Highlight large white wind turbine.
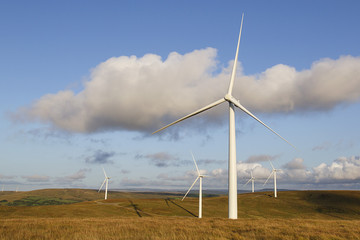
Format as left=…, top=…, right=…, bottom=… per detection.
left=263, top=161, right=281, bottom=198
left=244, top=171, right=255, bottom=193
left=182, top=152, right=204, bottom=218
left=98, top=168, right=110, bottom=200
left=153, top=13, right=294, bottom=219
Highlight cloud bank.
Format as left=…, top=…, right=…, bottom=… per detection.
left=13, top=48, right=360, bottom=133
left=148, top=155, right=360, bottom=190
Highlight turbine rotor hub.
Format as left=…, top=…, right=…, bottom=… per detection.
left=224, top=94, right=232, bottom=102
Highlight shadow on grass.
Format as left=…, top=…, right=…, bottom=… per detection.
left=128, top=200, right=143, bottom=217
left=165, top=198, right=197, bottom=217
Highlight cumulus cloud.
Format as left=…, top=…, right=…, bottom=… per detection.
left=85, top=150, right=115, bottom=164
left=312, top=156, right=360, bottom=184
left=22, top=175, right=50, bottom=182
left=12, top=48, right=360, bottom=134
left=283, top=158, right=306, bottom=170
left=277, top=156, right=360, bottom=186
left=206, top=156, right=360, bottom=188
left=205, top=161, right=272, bottom=188
left=120, top=155, right=360, bottom=189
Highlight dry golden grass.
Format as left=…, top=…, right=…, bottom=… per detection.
left=1, top=217, right=360, bottom=240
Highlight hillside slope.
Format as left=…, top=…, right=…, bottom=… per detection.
left=1, top=190, right=360, bottom=219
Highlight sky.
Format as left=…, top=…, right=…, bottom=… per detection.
left=1, top=0, right=360, bottom=192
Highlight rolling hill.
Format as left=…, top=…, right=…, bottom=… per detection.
left=1, top=189, right=360, bottom=219
left=1, top=189, right=360, bottom=239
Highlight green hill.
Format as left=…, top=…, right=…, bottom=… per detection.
left=1, top=189, right=360, bottom=219
left=1, top=190, right=360, bottom=240
left=0, top=188, right=186, bottom=206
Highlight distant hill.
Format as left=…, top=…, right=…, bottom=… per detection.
left=0, top=188, right=189, bottom=206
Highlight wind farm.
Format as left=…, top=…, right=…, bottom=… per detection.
left=1, top=1, right=360, bottom=239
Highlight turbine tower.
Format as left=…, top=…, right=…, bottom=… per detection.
left=153, top=13, right=294, bottom=219
left=182, top=152, right=204, bottom=218
left=244, top=171, right=255, bottom=193
left=98, top=168, right=110, bottom=200
left=263, top=161, right=281, bottom=198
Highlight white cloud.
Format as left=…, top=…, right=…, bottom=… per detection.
left=12, top=49, right=360, bottom=134
left=277, top=156, right=360, bottom=186
left=121, top=155, right=360, bottom=189
left=237, top=162, right=271, bottom=179
left=283, top=158, right=306, bottom=170
left=312, top=156, right=360, bottom=183
left=208, top=156, right=360, bottom=188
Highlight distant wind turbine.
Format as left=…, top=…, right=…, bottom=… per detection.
left=98, top=168, right=110, bottom=200
left=263, top=161, right=281, bottom=198
left=182, top=152, right=204, bottom=219
left=244, top=171, right=255, bottom=193
left=153, top=13, right=294, bottom=219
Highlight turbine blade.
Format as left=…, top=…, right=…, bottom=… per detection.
left=229, top=97, right=296, bottom=149
left=98, top=179, right=106, bottom=192
left=227, top=12, right=244, bottom=95
left=191, top=152, right=200, bottom=175
left=244, top=178, right=251, bottom=186
left=263, top=172, right=274, bottom=186
left=269, top=160, right=275, bottom=170
left=250, top=171, right=253, bottom=178
left=102, top=167, right=108, bottom=178
left=182, top=176, right=200, bottom=201
left=152, top=98, right=226, bottom=134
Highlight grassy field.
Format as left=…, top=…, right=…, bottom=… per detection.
left=1, top=189, right=360, bottom=239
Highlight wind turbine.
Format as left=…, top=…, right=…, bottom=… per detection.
left=182, top=152, right=204, bottom=218
left=244, top=171, right=255, bottom=193
left=152, top=13, right=294, bottom=219
left=98, top=168, right=110, bottom=200
left=263, top=161, right=281, bottom=198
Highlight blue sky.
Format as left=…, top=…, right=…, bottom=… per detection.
left=1, top=1, right=360, bottom=192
